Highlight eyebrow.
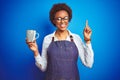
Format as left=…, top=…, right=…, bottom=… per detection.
left=55, top=16, right=68, bottom=18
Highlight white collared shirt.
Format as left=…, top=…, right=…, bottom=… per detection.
left=35, top=30, right=94, bottom=71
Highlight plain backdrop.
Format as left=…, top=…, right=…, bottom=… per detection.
left=0, top=0, right=120, bottom=80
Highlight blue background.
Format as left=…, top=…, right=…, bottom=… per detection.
left=0, top=0, right=120, bottom=80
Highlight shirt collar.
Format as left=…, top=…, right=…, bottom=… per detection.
left=52, top=30, right=73, bottom=41
left=52, top=30, right=73, bottom=37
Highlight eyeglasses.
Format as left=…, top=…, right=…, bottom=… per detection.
left=54, top=16, right=69, bottom=22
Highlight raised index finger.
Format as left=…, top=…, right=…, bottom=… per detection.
left=86, top=20, right=88, bottom=27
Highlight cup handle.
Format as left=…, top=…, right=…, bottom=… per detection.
left=36, top=32, right=39, bottom=40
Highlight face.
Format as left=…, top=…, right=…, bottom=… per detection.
left=53, top=10, right=69, bottom=31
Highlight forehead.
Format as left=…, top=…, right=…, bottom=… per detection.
left=55, top=10, right=69, bottom=17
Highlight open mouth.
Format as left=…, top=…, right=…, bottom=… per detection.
left=60, top=24, right=66, bottom=28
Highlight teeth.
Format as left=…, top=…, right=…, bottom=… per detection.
left=61, top=24, right=65, bottom=27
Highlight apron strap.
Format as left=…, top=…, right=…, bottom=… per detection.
left=52, top=37, right=54, bottom=42
left=70, top=35, right=74, bottom=42
left=51, top=35, right=74, bottom=42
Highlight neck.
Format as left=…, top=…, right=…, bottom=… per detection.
left=55, top=29, right=69, bottom=40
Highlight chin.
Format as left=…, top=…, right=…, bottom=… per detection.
left=59, top=27, right=67, bottom=31
left=59, top=26, right=68, bottom=30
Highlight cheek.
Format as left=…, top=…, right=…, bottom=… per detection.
left=66, top=21, right=69, bottom=25
left=53, top=21, right=60, bottom=26
left=54, top=22, right=59, bottom=27
left=53, top=20, right=69, bottom=26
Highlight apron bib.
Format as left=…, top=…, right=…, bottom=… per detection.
left=45, top=36, right=80, bottom=80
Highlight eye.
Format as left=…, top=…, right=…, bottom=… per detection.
left=56, top=17, right=62, bottom=21
left=64, top=16, right=69, bottom=20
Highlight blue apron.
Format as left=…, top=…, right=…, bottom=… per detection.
left=45, top=35, right=80, bottom=80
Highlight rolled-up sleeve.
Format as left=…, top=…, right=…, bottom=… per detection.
left=34, top=36, right=50, bottom=72
left=74, top=34, right=94, bottom=68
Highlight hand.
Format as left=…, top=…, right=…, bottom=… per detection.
left=26, top=39, right=39, bottom=55
left=83, top=20, right=92, bottom=43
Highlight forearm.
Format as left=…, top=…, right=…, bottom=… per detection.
left=34, top=52, right=47, bottom=72
left=84, top=43, right=94, bottom=68
left=34, top=49, right=39, bottom=56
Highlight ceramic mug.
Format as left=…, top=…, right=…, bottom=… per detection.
left=26, top=30, right=39, bottom=42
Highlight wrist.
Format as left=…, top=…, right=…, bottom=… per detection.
left=84, top=38, right=91, bottom=44
left=34, top=49, right=39, bottom=56
left=85, top=40, right=91, bottom=44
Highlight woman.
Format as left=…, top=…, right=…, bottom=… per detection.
left=26, top=3, right=94, bottom=80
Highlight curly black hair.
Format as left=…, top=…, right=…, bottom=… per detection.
left=49, top=3, right=72, bottom=26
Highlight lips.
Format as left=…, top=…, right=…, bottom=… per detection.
left=60, top=24, right=66, bottom=28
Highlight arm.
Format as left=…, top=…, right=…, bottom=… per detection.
left=26, top=37, right=48, bottom=72
left=82, top=20, right=94, bottom=68
left=74, top=35, right=94, bottom=68
left=74, top=20, right=94, bottom=68
left=34, top=37, right=48, bottom=72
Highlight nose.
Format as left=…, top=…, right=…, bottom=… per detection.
left=61, top=19, right=65, bottom=23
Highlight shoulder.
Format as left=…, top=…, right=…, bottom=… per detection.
left=70, top=32, right=82, bottom=43
left=71, top=32, right=81, bottom=40
left=42, top=33, right=53, bottom=44
left=68, top=30, right=80, bottom=38
left=44, top=33, right=53, bottom=40
left=42, top=33, right=53, bottom=48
